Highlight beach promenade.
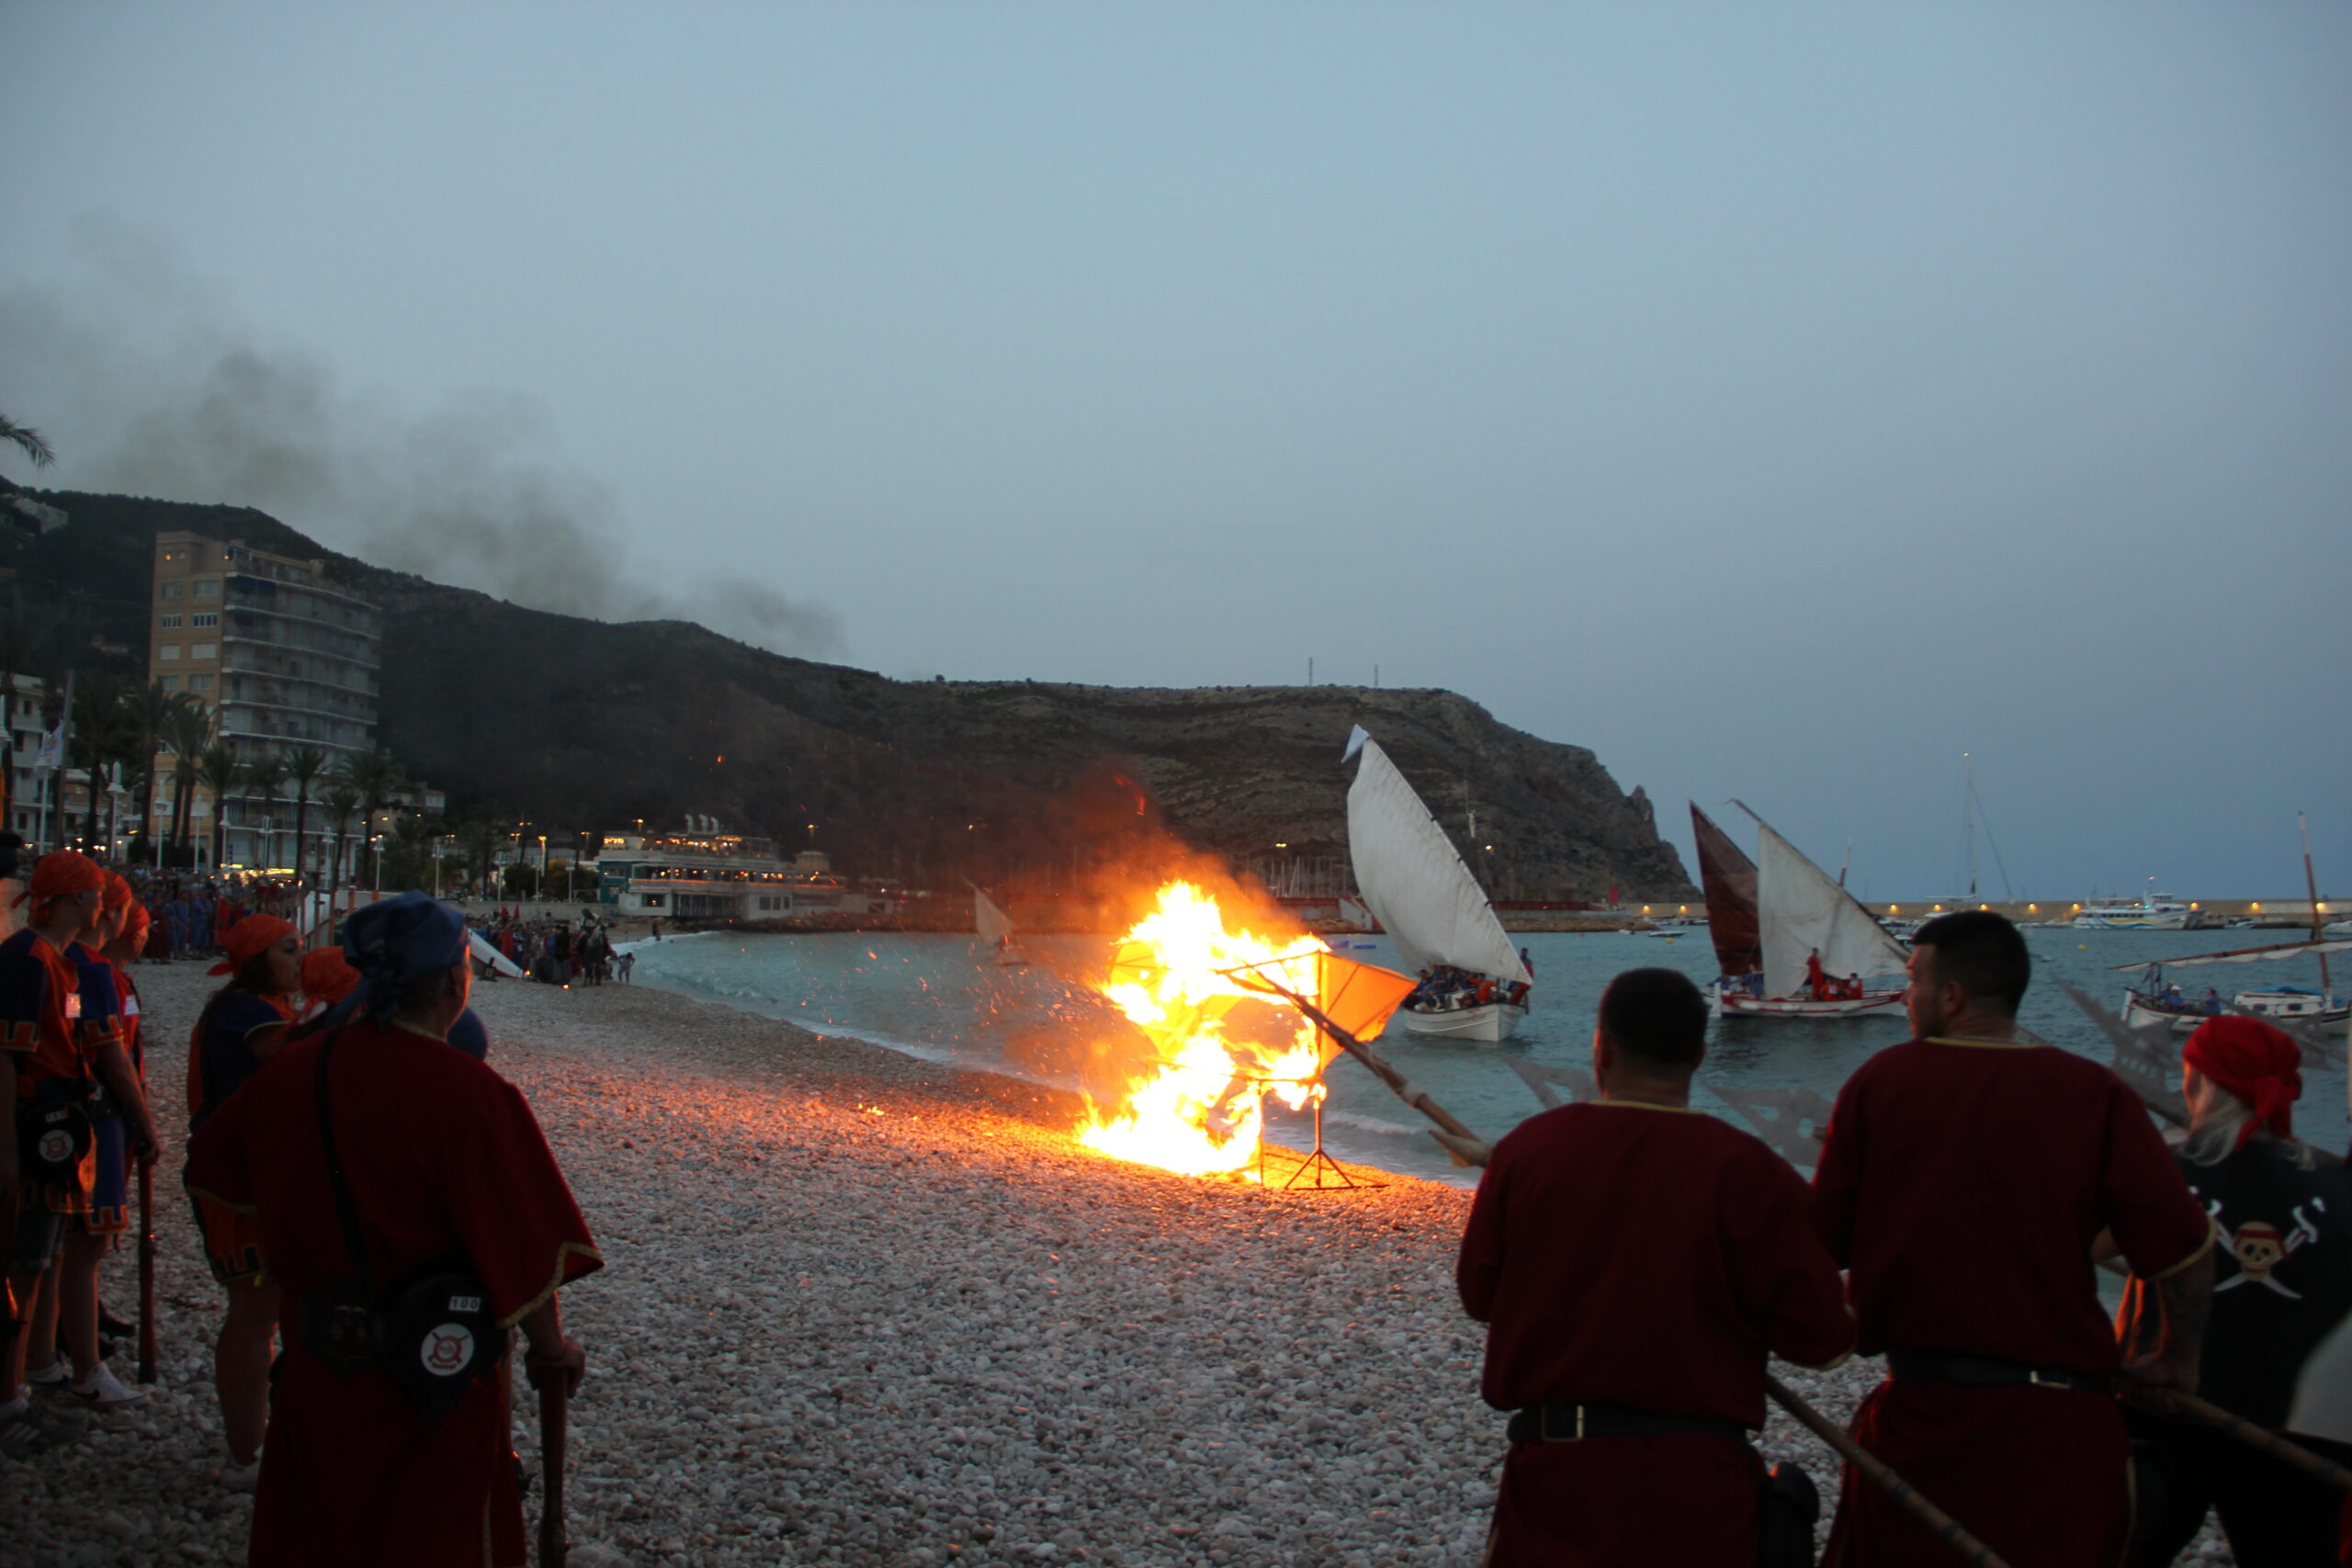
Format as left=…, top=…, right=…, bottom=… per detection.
left=6, top=961, right=2229, bottom=1568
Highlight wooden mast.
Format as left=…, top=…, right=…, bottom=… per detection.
left=2302, top=813, right=2333, bottom=1000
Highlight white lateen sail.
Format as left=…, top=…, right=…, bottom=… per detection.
left=1755, top=820, right=1909, bottom=999
left=973, top=887, right=1015, bottom=948
left=1346, top=737, right=1530, bottom=986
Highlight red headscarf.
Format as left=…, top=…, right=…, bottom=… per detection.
left=300, top=946, right=362, bottom=1008
left=16, top=849, right=106, bottom=916
left=123, top=903, right=151, bottom=952
left=102, top=873, right=133, bottom=910
left=210, top=914, right=299, bottom=977
left=2185, top=1015, right=2302, bottom=1149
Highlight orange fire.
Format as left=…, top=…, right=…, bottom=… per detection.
left=1076, top=883, right=1335, bottom=1179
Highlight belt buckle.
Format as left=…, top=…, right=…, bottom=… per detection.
left=2028, top=1368, right=2062, bottom=1389
left=1542, top=1404, right=1586, bottom=1443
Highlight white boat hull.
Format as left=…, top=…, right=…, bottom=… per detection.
left=2121, top=992, right=2206, bottom=1034
left=2234, top=989, right=2351, bottom=1036
left=1713, top=985, right=1906, bottom=1021
left=1399, top=1002, right=1526, bottom=1042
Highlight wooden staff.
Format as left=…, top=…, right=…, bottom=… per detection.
left=1223, top=971, right=1493, bottom=1165
left=136, top=1164, right=157, bottom=1383
left=2127, top=1388, right=2352, bottom=1494
left=1762, top=1372, right=2015, bottom=1568
left=537, top=1379, right=569, bottom=1567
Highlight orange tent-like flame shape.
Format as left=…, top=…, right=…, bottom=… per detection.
left=1077, top=882, right=1414, bottom=1179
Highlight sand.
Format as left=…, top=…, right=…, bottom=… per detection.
left=1, top=958, right=2232, bottom=1566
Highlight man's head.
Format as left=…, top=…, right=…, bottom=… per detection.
left=24, top=850, right=107, bottom=941
left=343, top=892, right=472, bottom=1036
left=1593, top=966, right=1710, bottom=1088
left=1905, top=910, right=2030, bottom=1036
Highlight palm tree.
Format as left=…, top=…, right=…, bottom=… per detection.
left=0, top=593, right=62, bottom=830
left=320, top=783, right=359, bottom=906
left=0, top=415, right=56, bottom=470
left=332, top=749, right=404, bottom=891
left=284, top=746, right=330, bottom=888
left=243, top=753, right=289, bottom=872
left=164, top=703, right=219, bottom=863
left=125, top=681, right=190, bottom=863
left=457, top=818, right=503, bottom=898
left=196, top=744, right=243, bottom=872
left=70, top=672, right=128, bottom=855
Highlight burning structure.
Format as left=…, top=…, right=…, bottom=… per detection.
left=1076, top=883, right=1415, bottom=1180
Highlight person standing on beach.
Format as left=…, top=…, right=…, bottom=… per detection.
left=1457, top=967, right=1853, bottom=1566
left=2117, top=1014, right=2352, bottom=1565
left=186, top=913, right=302, bottom=1486
left=21, top=873, right=156, bottom=1409
left=186, top=892, right=600, bottom=1565
left=1812, top=910, right=2216, bottom=1568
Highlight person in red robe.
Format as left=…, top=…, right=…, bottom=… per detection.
left=1460, top=967, right=1855, bottom=1566
left=1812, top=910, right=2216, bottom=1568
left=187, top=892, right=599, bottom=1566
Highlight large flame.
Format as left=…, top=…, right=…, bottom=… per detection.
left=1077, top=883, right=1333, bottom=1179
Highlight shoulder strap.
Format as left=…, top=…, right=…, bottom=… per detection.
left=311, top=1026, right=372, bottom=1288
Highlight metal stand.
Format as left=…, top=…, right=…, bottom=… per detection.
left=1269, top=1090, right=1383, bottom=1192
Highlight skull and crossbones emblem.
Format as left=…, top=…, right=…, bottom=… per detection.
left=2211, top=1198, right=2325, bottom=1299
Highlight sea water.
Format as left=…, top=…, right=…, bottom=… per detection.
left=628, top=926, right=2348, bottom=1189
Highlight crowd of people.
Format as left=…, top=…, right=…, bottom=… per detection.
left=6, top=842, right=2348, bottom=1565
left=470, top=908, right=629, bottom=987
left=3, top=845, right=600, bottom=1562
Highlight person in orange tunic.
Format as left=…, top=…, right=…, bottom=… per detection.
left=1812, top=910, right=2217, bottom=1568
left=186, top=892, right=599, bottom=1566
left=1459, top=967, right=1855, bottom=1566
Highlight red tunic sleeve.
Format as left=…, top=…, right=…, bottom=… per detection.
left=445, top=1075, right=602, bottom=1327
left=184, top=1074, right=258, bottom=1213
left=1724, top=1139, right=1854, bottom=1370
left=2101, top=1077, right=2215, bottom=1280
left=1456, top=1145, right=1511, bottom=1325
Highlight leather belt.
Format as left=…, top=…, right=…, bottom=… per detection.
left=1507, top=1402, right=1752, bottom=1445
left=1888, top=1348, right=2111, bottom=1394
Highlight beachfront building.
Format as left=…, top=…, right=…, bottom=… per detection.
left=150, top=532, right=381, bottom=761
left=602, top=825, right=865, bottom=920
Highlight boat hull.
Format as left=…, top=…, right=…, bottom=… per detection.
left=1399, top=1002, right=1526, bottom=1042
left=1713, top=985, right=1905, bottom=1021
left=2233, top=989, right=2351, bottom=1036
left=2121, top=992, right=2206, bottom=1034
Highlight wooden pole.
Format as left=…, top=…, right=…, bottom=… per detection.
left=537, top=1379, right=569, bottom=1567
left=2128, top=1388, right=2352, bottom=1494
left=136, top=1164, right=156, bottom=1383
left=1222, top=969, right=1492, bottom=1165
left=1762, top=1372, right=2015, bottom=1568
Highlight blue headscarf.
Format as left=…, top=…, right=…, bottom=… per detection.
left=340, top=892, right=469, bottom=1026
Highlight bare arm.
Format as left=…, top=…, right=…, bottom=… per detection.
left=518, top=1294, right=585, bottom=1395
left=2121, top=1247, right=2213, bottom=1405
left=90, top=1036, right=159, bottom=1166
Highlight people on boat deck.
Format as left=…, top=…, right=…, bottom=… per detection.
left=1407, top=965, right=1530, bottom=1013
left=1804, top=947, right=1828, bottom=999
left=2117, top=1015, right=2352, bottom=1566
left=1458, top=968, right=1851, bottom=1565
left=2164, top=981, right=2188, bottom=1009
left=1812, top=910, right=2215, bottom=1568
left=2202, top=987, right=2224, bottom=1015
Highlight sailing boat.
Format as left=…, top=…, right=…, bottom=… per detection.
left=1344, top=728, right=1532, bottom=1041
left=1700, top=802, right=1908, bottom=1020
left=972, top=886, right=1029, bottom=967
left=2121, top=817, right=2349, bottom=1035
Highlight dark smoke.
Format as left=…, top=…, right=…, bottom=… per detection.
left=0, top=220, right=845, bottom=659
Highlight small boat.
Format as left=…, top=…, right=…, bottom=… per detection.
left=972, top=886, right=1030, bottom=967
left=2114, top=940, right=2352, bottom=1038
left=2074, top=895, right=2199, bottom=930
left=1344, top=728, right=1531, bottom=1042
left=1694, top=802, right=1907, bottom=1021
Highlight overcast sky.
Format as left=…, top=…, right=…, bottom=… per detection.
left=3, top=4, right=2346, bottom=897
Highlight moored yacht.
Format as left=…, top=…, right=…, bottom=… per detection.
left=2074, top=896, right=2199, bottom=931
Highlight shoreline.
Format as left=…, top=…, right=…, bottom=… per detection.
left=4, top=959, right=2233, bottom=1566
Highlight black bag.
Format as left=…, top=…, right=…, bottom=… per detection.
left=1758, top=1460, right=1820, bottom=1568
left=16, top=1096, right=93, bottom=1188
left=297, top=1027, right=503, bottom=1423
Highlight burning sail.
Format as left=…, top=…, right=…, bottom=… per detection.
left=1076, top=882, right=1415, bottom=1179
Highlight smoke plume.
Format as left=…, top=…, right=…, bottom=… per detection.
left=0, top=220, right=845, bottom=659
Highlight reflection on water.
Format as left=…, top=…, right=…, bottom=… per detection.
left=629, top=925, right=2348, bottom=1189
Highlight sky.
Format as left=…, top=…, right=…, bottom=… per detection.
left=2, top=3, right=2346, bottom=898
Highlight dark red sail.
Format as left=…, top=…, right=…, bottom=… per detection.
left=1690, top=805, right=1762, bottom=978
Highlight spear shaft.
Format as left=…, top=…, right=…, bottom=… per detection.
left=1762, top=1372, right=2014, bottom=1568
left=2128, top=1388, right=2352, bottom=1494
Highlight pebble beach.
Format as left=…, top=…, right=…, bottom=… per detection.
left=3, top=957, right=2232, bottom=1567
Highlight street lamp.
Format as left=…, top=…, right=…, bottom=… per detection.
left=370, top=833, right=383, bottom=895
left=538, top=835, right=548, bottom=908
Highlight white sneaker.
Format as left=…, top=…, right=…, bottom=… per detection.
left=220, top=1454, right=261, bottom=1492
left=68, top=1363, right=145, bottom=1406
left=25, top=1359, right=71, bottom=1389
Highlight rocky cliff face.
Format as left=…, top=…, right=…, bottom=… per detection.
left=15, top=490, right=1694, bottom=899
